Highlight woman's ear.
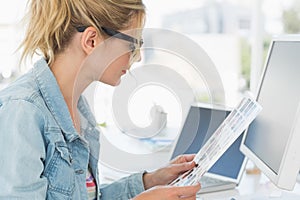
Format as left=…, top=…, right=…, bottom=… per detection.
left=80, top=27, right=103, bottom=55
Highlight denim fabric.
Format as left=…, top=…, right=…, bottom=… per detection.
left=0, top=58, right=145, bottom=200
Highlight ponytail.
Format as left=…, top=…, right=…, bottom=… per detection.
left=20, top=0, right=145, bottom=65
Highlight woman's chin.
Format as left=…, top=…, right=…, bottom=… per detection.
left=115, top=79, right=121, bottom=86
left=99, top=78, right=121, bottom=86
left=111, top=79, right=121, bottom=86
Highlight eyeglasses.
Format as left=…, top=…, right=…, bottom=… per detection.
left=76, top=26, right=143, bottom=64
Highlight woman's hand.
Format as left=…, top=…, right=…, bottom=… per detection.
left=133, top=184, right=201, bottom=200
left=143, top=154, right=197, bottom=189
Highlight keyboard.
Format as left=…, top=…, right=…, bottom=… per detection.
left=200, top=176, right=231, bottom=187
left=197, top=175, right=237, bottom=194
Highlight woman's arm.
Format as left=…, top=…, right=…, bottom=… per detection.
left=99, top=172, right=145, bottom=200
left=0, top=100, right=47, bottom=199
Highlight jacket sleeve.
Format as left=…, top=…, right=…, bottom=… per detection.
left=99, top=172, right=145, bottom=200
left=0, top=100, right=48, bottom=199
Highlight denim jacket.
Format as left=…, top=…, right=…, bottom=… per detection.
left=0, top=59, right=145, bottom=200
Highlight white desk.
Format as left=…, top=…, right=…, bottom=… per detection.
left=197, top=171, right=300, bottom=200
left=98, top=124, right=177, bottom=172
left=98, top=126, right=300, bottom=199
left=99, top=160, right=300, bottom=200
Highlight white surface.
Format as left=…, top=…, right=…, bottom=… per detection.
left=197, top=171, right=300, bottom=200
left=99, top=160, right=300, bottom=199
left=99, top=125, right=176, bottom=173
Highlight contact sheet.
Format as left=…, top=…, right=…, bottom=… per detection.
left=170, top=97, right=262, bottom=186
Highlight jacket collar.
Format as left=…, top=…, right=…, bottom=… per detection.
left=33, top=58, right=79, bottom=142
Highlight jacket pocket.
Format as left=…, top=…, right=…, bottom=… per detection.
left=44, top=142, right=75, bottom=198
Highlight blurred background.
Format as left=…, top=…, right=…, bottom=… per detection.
left=1, top=0, right=300, bottom=105
left=1, top=0, right=300, bottom=174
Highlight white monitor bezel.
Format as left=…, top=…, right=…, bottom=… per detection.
left=240, top=35, right=300, bottom=190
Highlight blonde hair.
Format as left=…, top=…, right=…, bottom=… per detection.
left=20, top=0, right=145, bottom=65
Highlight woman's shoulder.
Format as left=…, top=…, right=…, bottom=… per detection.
left=0, top=71, right=45, bottom=111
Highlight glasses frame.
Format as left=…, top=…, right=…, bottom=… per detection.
left=76, top=26, right=143, bottom=65
left=76, top=26, right=143, bottom=48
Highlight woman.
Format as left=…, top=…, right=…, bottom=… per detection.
left=0, top=0, right=200, bottom=199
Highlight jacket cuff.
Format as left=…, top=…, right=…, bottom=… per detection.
left=127, top=171, right=147, bottom=197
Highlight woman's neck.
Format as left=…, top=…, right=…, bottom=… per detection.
left=50, top=52, right=92, bottom=133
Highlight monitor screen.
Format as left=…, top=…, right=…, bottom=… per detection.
left=241, top=39, right=300, bottom=190
left=171, top=105, right=245, bottom=180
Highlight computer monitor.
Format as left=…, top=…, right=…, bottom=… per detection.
left=240, top=36, right=300, bottom=190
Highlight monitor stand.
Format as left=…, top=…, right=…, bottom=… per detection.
left=297, top=171, right=300, bottom=183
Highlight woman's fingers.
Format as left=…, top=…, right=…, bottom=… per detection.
left=171, top=154, right=196, bottom=164
left=171, top=161, right=196, bottom=175
left=180, top=195, right=198, bottom=200
left=133, top=183, right=201, bottom=200
left=175, top=183, right=201, bottom=198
